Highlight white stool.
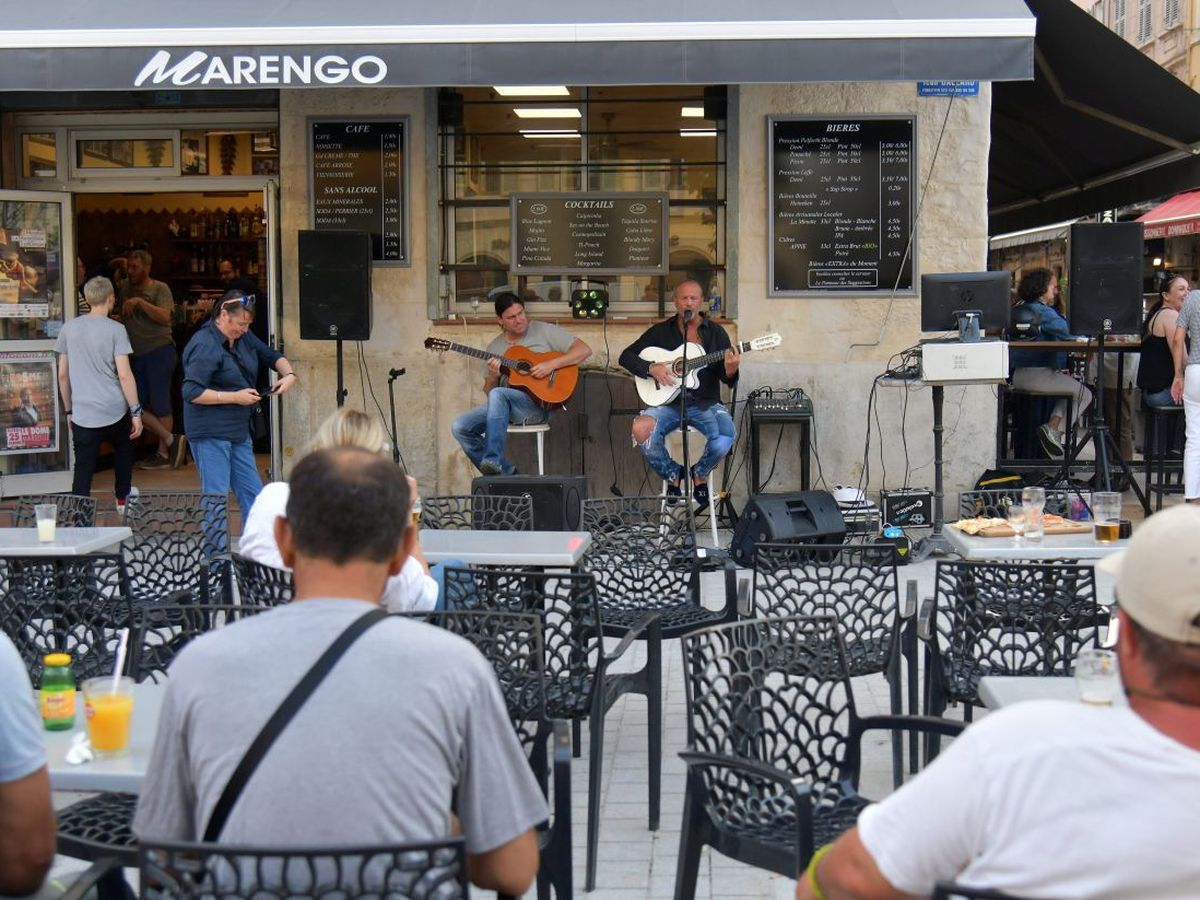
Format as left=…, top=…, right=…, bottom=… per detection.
left=507, top=422, right=550, bottom=475
left=663, top=426, right=723, bottom=546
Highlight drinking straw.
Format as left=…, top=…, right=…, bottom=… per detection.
left=110, top=628, right=129, bottom=694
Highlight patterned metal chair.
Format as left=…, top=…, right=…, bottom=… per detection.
left=747, top=542, right=912, bottom=785
left=139, top=837, right=469, bottom=898
left=676, top=615, right=963, bottom=900
left=957, top=488, right=1073, bottom=520
left=129, top=600, right=271, bottom=684
left=581, top=495, right=738, bottom=641
left=420, top=493, right=534, bottom=531
left=920, top=560, right=1102, bottom=726
left=123, top=491, right=231, bottom=606
left=428, top=610, right=571, bottom=900
left=11, top=493, right=98, bottom=527
left=231, top=553, right=295, bottom=607
left=0, top=553, right=141, bottom=871
left=442, top=566, right=659, bottom=893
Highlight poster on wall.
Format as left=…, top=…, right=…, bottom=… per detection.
left=0, top=352, right=59, bottom=455
left=0, top=214, right=53, bottom=318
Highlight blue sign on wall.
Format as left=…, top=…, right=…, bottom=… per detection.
left=917, top=81, right=980, bottom=97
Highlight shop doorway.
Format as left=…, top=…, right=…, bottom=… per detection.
left=72, top=185, right=282, bottom=495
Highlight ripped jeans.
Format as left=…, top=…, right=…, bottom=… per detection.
left=634, top=402, right=735, bottom=482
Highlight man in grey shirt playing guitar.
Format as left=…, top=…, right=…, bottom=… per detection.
left=619, top=280, right=740, bottom=510
left=450, top=291, right=591, bottom=476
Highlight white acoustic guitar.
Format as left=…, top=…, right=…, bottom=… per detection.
left=634, top=333, right=782, bottom=406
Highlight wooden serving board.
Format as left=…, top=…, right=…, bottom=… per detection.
left=977, top=521, right=1092, bottom=538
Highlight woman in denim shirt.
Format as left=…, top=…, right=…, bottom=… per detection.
left=1009, top=268, right=1091, bottom=458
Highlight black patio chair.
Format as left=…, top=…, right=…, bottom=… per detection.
left=920, top=560, right=1102, bottom=736
left=0, top=553, right=131, bottom=685
left=957, top=488, right=1072, bottom=520
left=420, top=493, right=535, bottom=531
left=424, top=610, right=571, bottom=900
left=747, top=542, right=913, bottom=785
left=11, top=493, right=98, bottom=527
left=442, top=566, right=659, bottom=893
left=231, top=553, right=294, bottom=607
left=675, top=615, right=964, bottom=900
left=122, top=491, right=231, bottom=606
left=129, top=600, right=271, bottom=683
left=933, top=883, right=1040, bottom=900
left=139, top=837, right=469, bottom=898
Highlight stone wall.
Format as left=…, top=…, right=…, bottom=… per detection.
left=276, top=84, right=998, bottom=507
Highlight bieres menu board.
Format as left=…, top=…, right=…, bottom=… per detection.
left=309, top=119, right=408, bottom=264
left=511, top=193, right=668, bottom=275
left=769, top=117, right=915, bottom=295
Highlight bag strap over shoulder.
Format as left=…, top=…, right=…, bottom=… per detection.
left=203, top=606, right=389, bottom=841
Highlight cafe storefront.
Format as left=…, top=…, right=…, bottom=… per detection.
left=0, top=2, right=1035, bottom=500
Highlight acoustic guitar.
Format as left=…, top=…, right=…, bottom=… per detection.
left=424, top=337, right=579, bottom=407
left=634, top=333, right=782, bottom=406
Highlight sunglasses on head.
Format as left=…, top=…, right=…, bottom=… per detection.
left=220, top=294, right=256, bottom=313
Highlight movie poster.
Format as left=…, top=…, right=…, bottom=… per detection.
left=0, top=352, right=58, bottom=455
left=0, top=198, right=61, bottom=320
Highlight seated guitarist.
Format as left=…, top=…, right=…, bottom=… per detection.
left=618, top=280, right=739, bottom=510
left=452, top=291, right=591, bottom=476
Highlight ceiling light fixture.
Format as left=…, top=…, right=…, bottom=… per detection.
left=680, top=129, right=717, bottom=137
left=513, top=107, right=582, bottom=119
left=681, top=106, right=705, bottom=118
left=520, top=129, right=581, bottom=138
left=494, top=85, right=570, bottom=97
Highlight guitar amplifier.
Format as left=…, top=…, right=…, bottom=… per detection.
left=472, top=475, right=587, bottom=531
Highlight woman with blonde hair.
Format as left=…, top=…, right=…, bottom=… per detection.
left=238, top=408, right=440, bottom=611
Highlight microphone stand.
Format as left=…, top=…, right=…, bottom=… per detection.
left=387, top=367, right=406, bottom=465
left=677, top=310, right=697, bottom=542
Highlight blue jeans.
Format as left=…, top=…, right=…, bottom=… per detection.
left=451, top=387, right=546, bottom=475
left=190, top=435, right=263, bottom=524
left=636, top=402, right=736, bottom=481
left=1144, top=387, right=1180, bottom=408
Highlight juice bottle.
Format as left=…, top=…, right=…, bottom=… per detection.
left=40, top=653, right=76, bottom=731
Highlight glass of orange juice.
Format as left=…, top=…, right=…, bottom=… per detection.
left=82, top=676, right=134, bottom=756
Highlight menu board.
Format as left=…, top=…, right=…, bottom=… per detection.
left=511, top=193, right=668, bottom=275
left=309, top=119, right=408, bottom=264
left=769, top=117, right=915, bottom=296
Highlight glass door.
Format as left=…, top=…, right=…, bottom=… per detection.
left=0, top=190, right=75, bottom=497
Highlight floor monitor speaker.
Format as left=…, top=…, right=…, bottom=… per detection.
left=1068, top=222, right=1144, bottom=335
left=472, top=475, right=587, bottom=531
left=729, top=491, right=846, bottom=565
left=298, top=230, right=373, bottom=340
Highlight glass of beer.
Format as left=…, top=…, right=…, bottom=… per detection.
left=411, top=498, right=422, bottom=528
left=1091, top=492, right=1121, bottom=543
left=82, top=676, right=134, bottom=756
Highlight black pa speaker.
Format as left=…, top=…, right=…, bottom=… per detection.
left=298, top=230, right=372, bottom=341
left=703, top=85, right=727, bottom=120
left=1068, top=222, right=1144, bottom=335
left=729, top=491, right=846, bottom=565
left=438, top=89, right=464, bottom=127
left=472, top=475, right=587, bottom=531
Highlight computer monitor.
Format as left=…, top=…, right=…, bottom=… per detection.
left=920, top=270, right=1012, bottom=334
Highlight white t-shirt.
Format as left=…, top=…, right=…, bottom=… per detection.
left=237, top=481, right=437, bottom=613
left=858, top=700, right=1200, bottom=898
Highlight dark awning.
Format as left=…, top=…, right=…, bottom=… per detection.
left=0, top=1, right=1034, bottom=91
left=989, top=0, right=1200, bottom=235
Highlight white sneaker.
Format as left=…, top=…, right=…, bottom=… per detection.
left=1037, top=424, right=1064, bottom=458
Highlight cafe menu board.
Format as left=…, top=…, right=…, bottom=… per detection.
left=511, top=193, right=668, bottom=275
left=768, top=117, right=915, bottom=296
left=309, top=118, right=408, bottom=264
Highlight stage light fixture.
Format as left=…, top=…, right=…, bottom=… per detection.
left=571, top=286, right=609, bottom=319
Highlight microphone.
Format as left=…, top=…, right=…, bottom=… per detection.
left=682, top=309, right=695, bottom=324
left=388, top=368, right=406, bottom=378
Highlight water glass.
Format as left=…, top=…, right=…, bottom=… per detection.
left=1021, top=486, right=1046, bottom=541
left=1005, top=500, right=1027, bottom=541
left=1091, top=492, right=1121, bottom=543
left=1075, top=648, right=1120, bottom=705
left=34, top=503, right=56, bottom=543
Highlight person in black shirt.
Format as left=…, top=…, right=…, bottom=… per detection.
left=618, top=280, right=739, bottom=510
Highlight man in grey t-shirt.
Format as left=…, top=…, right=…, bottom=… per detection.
left=133, top=447, right=545, bottom=896
left=451, top=291, right=591, bottom=475
left=118, top=249, right=178, bottom=468
left=55, top=276, right=143, bottom=508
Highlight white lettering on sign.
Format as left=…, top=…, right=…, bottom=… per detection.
left=134, top=50, right=388, bottom=87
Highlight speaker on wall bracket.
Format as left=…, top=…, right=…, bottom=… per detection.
left=1068, top=222, right=1144, bottom=335
left=298, top=230, right=373, bottom=341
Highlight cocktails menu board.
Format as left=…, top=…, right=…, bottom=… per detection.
left=769, top=117, right=915, bottom=295
left=511, top=193, right=668, bottom=275
left=309, top=119, right=407, bottom=264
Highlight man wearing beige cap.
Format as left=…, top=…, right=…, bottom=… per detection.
left=796, top=504, right=1200, bottom=900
